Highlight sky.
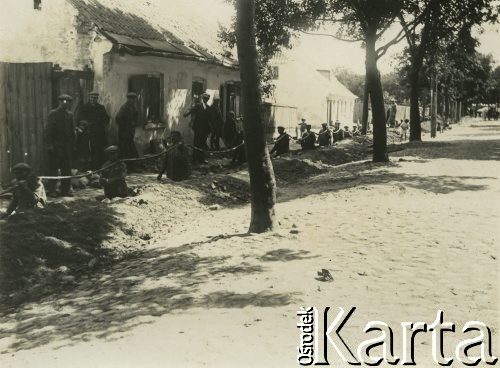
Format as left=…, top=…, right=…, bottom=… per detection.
left=286, top=23, right=500, bottom=75
left=208, top=0, right=500, bottom=75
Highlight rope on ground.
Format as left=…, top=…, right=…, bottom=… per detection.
left=188, top=142, right=244, bottom=154
left=37, top=144, right=179, bottom=181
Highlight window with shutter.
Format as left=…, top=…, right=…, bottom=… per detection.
left=128, top=73, right=164, bottom=126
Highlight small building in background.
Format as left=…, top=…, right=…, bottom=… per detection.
left=267, top=54, right=358, bottom=134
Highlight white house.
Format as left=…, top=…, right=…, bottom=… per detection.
left=0, top=0, right=240, bottom=157
left=268, top=54, right=358, bottom=132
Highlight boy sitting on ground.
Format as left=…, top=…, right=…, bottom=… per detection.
left=99, top=146, right=128, bottom=200
left=1, top=163, right=46, bottom=219
left=157, top=131, right=191, bottom=182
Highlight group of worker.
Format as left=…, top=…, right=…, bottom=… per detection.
left=1, top=93, right=359, bottom=218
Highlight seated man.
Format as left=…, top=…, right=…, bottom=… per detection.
left=317, top=123, right=332, bottom=147
left=1, top=163, right=46, bottom=218
left=299, top=124, right=316, bottom=150
left=270, top=126, right=290, bottom=157
left=332, top=121, right=345, bottom=143
left=352, top=126, right=361, bottom=136
left=157, top=131, right=191, bottom=182
left=99, top=146, right=128, bottom=199
left=343, top=126, right=352, bottom=139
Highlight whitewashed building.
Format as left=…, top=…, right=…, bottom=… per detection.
left=268, top=54, right=358, bottom=132
left=0, top=0, right=240, bottom=156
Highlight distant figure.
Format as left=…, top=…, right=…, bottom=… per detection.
left=184, top=92, right=211, bottom=164
left=299, top=124, right=316, bottom=150
left=1, top=163, right=46, bottom=219
left=352, top=126, right=361, bottom=137
left=296, top=118, right=307, bottom=138
left=317, top=123, right=332, bottom=147
left=386, top=100, right=397, bottom=127
left=231, top=118, right=246, bottom=165
left=223, top=111, right=237, bottom=148
left=45, top=94, right=76, bottom=197
left=343, top=126, right=352, bottom=139
left=157, top=131, right=191, bottom=182
left=78, top=91, right=109, bottom=170
left=270, top=126, right=290, bottom=157
left=116, top=92, right=139, bottom=160
left=400, top=119, right=409, bottom=141
left=332, top=121, right=344, bottom=143
left=99, top=146, right=128, bottom=200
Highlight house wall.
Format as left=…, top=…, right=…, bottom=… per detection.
left=0, top=0, right=112, bottom=72
left=100, top=53, right=240, bottom=155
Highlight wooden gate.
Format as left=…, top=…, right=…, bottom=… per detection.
left=0, top=62, right=53, bottom=185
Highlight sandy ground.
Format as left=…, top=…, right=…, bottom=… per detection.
left=0, top=120, right=498, bottom=367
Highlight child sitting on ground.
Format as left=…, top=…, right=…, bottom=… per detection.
left=99, top=146, right=128, bottom=200
left=1, top=163, right=46, bottom=218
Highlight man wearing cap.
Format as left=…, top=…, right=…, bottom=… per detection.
left=45, top=94, right=76, bottom=197
left=99, top=146, right=128, bottom=199
left=157, top=131, right=191, bottom=182
left=270, top=126, right=290, bottom=157
left=1, top=163, right=46, bottom=218
left=116, top=92, right=139, bottom=161
left=298, top=124, right=316, bottom=150
left=77, top=92, right=109, bottom=170
left=332, top=121, right=345, bottom=143
left=184, top=92, right=211, bottom=164
left=318, top=123, right=332, bottom=147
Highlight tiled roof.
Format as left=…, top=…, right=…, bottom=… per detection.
left=67, top=0, right=237, bottom=67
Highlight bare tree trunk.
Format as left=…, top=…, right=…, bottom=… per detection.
left=235, top=0, right=277, bottom=233
left=430, top=75, right=437, bottom=138
left=409, top=65, right=422, bottom=141
left=361, top=76, right=369, bottom=135
left=365, top=27, right=388, bottom=162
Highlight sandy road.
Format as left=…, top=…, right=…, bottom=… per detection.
left=1, top=120, right=499, bottom=367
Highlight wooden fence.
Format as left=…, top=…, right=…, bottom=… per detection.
left=0, top=62, right=53, bottom=185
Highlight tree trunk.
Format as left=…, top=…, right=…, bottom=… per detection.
left=458, top=100, right=462, bottom=121
left=444, top=86, right=450, bottom=121
left=430, top=75, right=438, bottom=138
left=361, top=76, right=369, bottom=135
left=365, top=28, right=388, bottom=162
left=409, top=64, right=422, bottom=141
left=236, top=0, right=277, bottom=233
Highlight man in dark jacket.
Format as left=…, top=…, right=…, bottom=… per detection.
left=116, top=92, right=139, bottom=160
left=209, top=98, right=224, bottom=150
left=157, top=131, right=191, bottom=182
left=270, top=126, right=290, bottom=157
left=45, top=94, right=76, bottom=197
left=317, top=123, right=332, bottom=147
left=299, top=124, right=316, bottom=150
left=78, top=91, right=109, bottom=170
left=184, top=93, right=211, bottom=164
left=223, top=111, right=237, bottom=148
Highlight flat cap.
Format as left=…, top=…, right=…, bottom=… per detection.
left=201, top=92, right=210, bottom=99
left=58, top=94, right=73, bottom=101
left=89, top=91, right=99, bottom=96
left=127, top=92, right=138, bottom=98
left=12, top=162, right=32, bottom=171
left=104, top=145, right=119, bottom=153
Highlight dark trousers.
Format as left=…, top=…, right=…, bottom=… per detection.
left=193, top=130, right=209, bottom=163
left=118, top=129, right=138, bottom=159
left=90, top=139, right=105, bottom=171
left=47, top=152, right=72, bottom=194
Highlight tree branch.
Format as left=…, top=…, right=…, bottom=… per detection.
left=298, top=30, right=363, bottom=42
left=375, top=27, right=406, bottom=59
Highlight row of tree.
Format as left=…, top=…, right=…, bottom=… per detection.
left=229, top=0, right=499, bottom=233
